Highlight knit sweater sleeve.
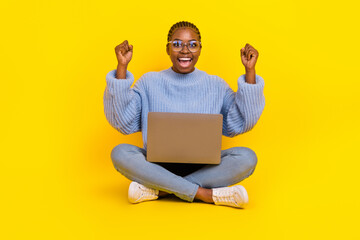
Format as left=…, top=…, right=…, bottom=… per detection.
left=103, top=69, right=142, bottom=135
left=221, top=74, right=265, bottom=137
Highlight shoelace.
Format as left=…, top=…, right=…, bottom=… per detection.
left=138, top=185, right=158, bottom=200
left=213, top=187, right=241, bottom=207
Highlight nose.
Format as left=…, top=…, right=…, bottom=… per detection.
left=180, top=43, right=190, bottom=53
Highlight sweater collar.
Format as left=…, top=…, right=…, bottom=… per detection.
left=163, top=67, right=202, bottom=83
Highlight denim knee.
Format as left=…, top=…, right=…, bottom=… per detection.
left=231, top=147, right=258, bottom=171
left=110, top=143, right=138, bottom=169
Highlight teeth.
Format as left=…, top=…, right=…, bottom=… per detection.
left=179, top=58, right=191, bottom=61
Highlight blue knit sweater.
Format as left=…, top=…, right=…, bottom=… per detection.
left=103, top=67, right=265, bottom=150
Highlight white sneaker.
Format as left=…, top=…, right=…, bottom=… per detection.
left=212, top=185, right=249, bottom=208
left=128, top=181, right=159, bottom=204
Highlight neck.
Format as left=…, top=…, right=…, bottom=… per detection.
left=164, top=66, right=201, bottom=84
left=171, top=66, right=195, bottom=74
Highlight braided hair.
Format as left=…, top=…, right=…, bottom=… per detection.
left=167, top=21, right=201, bottom=42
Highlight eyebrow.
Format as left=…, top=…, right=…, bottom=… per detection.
left=173, top=38, right=198, bottom=41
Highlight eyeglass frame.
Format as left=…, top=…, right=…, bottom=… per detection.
left=167, top=40, right=202, bottom=52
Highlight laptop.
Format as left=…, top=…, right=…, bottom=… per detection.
left=146, top=112, right=223, bottom=164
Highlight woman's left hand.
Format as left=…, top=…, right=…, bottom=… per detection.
left=241, top=43, right=259, bottom=71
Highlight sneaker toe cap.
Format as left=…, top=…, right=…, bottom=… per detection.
left=234, top=185, right=249, bottom=207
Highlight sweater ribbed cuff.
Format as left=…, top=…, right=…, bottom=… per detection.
left=237, top=74, right=265, bottom=99
left=236, top=74, right=265, bottom=132
left=237, top=74, right=265, bottom=87
left=106, top=69, right=135, bottom=95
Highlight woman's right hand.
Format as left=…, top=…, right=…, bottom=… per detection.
left=115, top=40, right=133, bottom=66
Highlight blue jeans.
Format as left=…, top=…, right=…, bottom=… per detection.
left=111, top=143, right=257, bottom=202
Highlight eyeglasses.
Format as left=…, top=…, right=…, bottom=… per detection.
left=168, top=40, right=202, bottom=52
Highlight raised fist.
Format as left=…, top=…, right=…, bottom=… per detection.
left=115, top=40, right=133, bottom=66
left=241, top=43, right=259, bottom=71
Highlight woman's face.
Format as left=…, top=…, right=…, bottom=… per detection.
left=166, top=27, right=201, bottom=74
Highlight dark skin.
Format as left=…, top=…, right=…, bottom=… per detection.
left=115, top=29, right=259, bottom=83
left=166, top=27, right=201, bottom=74
left=114, top=28, right=260, bottom=203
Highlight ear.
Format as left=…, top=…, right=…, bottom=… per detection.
left=166, top=43, right=170, bottom=55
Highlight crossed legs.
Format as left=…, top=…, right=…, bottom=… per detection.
left=111, top=143, right=257, bottom=203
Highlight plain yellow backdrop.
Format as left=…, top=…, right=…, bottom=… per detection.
left=1, top=0, right=359, bottom=239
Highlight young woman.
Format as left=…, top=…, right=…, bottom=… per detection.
left=104, top=21, right=265, bottom=208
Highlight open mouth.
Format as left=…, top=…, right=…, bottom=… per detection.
left=177, top=57, right=192, bottom=68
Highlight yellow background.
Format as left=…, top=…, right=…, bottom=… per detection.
left=1, top=0, right=359, bottom=239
